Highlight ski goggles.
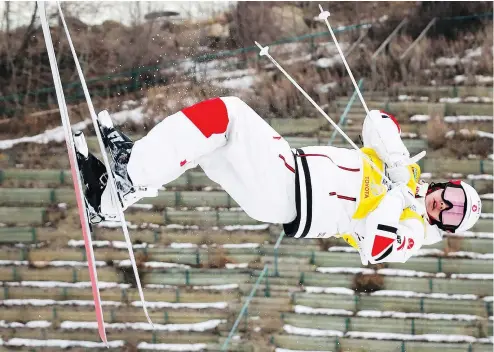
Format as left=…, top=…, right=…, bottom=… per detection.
left=438, top=184, right=467, bottom=231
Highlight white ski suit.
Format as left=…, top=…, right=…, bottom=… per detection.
left=115, top=96, right=434, bottom=265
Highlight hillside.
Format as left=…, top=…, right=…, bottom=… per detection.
left=0, top=1, right=491, bottom=124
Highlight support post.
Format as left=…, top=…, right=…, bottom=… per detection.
left=371, top=18, right=408, bottom=90
left=344, top=27, right=370, bottom=57
left=399, top=18, right=437, bottom=82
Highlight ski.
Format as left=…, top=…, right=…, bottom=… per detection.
left=54, top=0, right=154, bottom=327
left=39, top=0, right=155, bottom=342
left=38, top=2, right=108, bottom=344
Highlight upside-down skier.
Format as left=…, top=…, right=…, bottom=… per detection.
left=75, top=96, right=482, bottom=266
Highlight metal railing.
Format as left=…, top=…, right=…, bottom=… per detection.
left=371, top=18, right=409, bottom=89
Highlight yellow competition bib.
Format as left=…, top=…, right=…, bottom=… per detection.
left=353, top=148, right=387, bottom=219
left=352, top=148, right=423, bottom=220
left=339, top=150, right=425, bottom=250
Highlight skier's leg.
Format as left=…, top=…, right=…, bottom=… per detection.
left=197, top=97, right=297, bottom=224
left=126, top=97, right=231, bottom=187
left=125, top=96, right=296, bottom=224
left=88, top=97, right=230, bottom=219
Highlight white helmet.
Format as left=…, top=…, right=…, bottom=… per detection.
left=455, top=181, right=482, bottom=233
left=426, top=180, right=482, bottom=233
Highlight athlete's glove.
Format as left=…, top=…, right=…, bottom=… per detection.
left=387, top=163, right=410, bottom=185
left=388, top=183, right=414, bottom=209
left=386, top=151, right=427, bottom=185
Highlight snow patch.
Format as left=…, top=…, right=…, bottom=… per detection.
left=328, top=246, right=358, bottom=253
left=118, top=260, right=190, bottom=269
left=132, top=301, right=228, bottom=309
left=0, top=320, right=51, bottom=329
left=223, top=224, right=270, bottom=231
left=357, top=310, right=480, bottom=321
left=439, top=97, right=462, bottom=104
left=444, top=115, right=493, bottom=123
left=129, top=203, right=154, bottom=210
left=464, top=96, right=493, bottom=103
left=0, top=119, right=91, bottom=150
left=192, top=284, right=239, bottom=290
left=0, top=299, right=121, bottom=307
left=345, top=331, right=478, bottom=343
left=61, top=319, right=225, bottom=332
left=284, top=324, right=488, bottom=343
left=169, top=242, right=198, bottom=249
left=97, top=220, right=139, bottom=229
left=410, top=114, right=430, bottom=122
left=467, top=174, right=494, bottom=180
left=0, top=260, right=106, bottom=267
left=435, top=56, right=460, bottom=66
left=283, top=324, right=343, bottom=337
left=314, top=55, right=340, bottom=69
left=4, top=281, right=130, bottom=289
left=304, top=287, right=355, bottom=295
left=410, top=114, right=493, bottom=123
left=475, top=75, right=494, bottom=84
left=377, top=268, right=445, bottom=278
left=449, top=231, right=493, bottom=239
left=450, top=273, right=493, bottom=280
left=166, top=224, right=200, bottom=230
left=294, top=305, right=353, bottom=316
left=110, top=106, right=146, bottom=125
left=4, top=338, right=125, bottom=348
left=225, top=263, right=249, bottom=269
left=137, top=342, right=207, bottom=351
left=371, top=290, right=478, bottom=301
left=222, top=243, right=259, bottom=249
left=68, top=239, right=153, bottom=249
left=316, top=267, right=374, bottom=275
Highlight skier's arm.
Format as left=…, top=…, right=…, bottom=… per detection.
left=362, top=110, right=410, bottom=166
left=358, top=185, right=424, bottom=264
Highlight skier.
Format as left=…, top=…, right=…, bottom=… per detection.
left=75, top=96, right=482, bottom=265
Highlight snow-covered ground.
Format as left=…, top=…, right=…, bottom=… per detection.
left=316, top=266, right=493, bottom=280
left=0, top=338, right=125, bottom=349
left=399, top=94, right=493, bottom=104
left=61, top=319, right=226, bottom=332
left=3, top=280, right=239, bottom=291
left=295, top=305, right=482, bottom=321
left=410, top=114, right=493, bottom=123
left=283, top=324, right=492, bottom=344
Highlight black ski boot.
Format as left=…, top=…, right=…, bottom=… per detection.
left=74, top=131, right=108, bottom=224
left=96, top=110, right=159, bottom=210
left=97, top=110, right=135, bottom=198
